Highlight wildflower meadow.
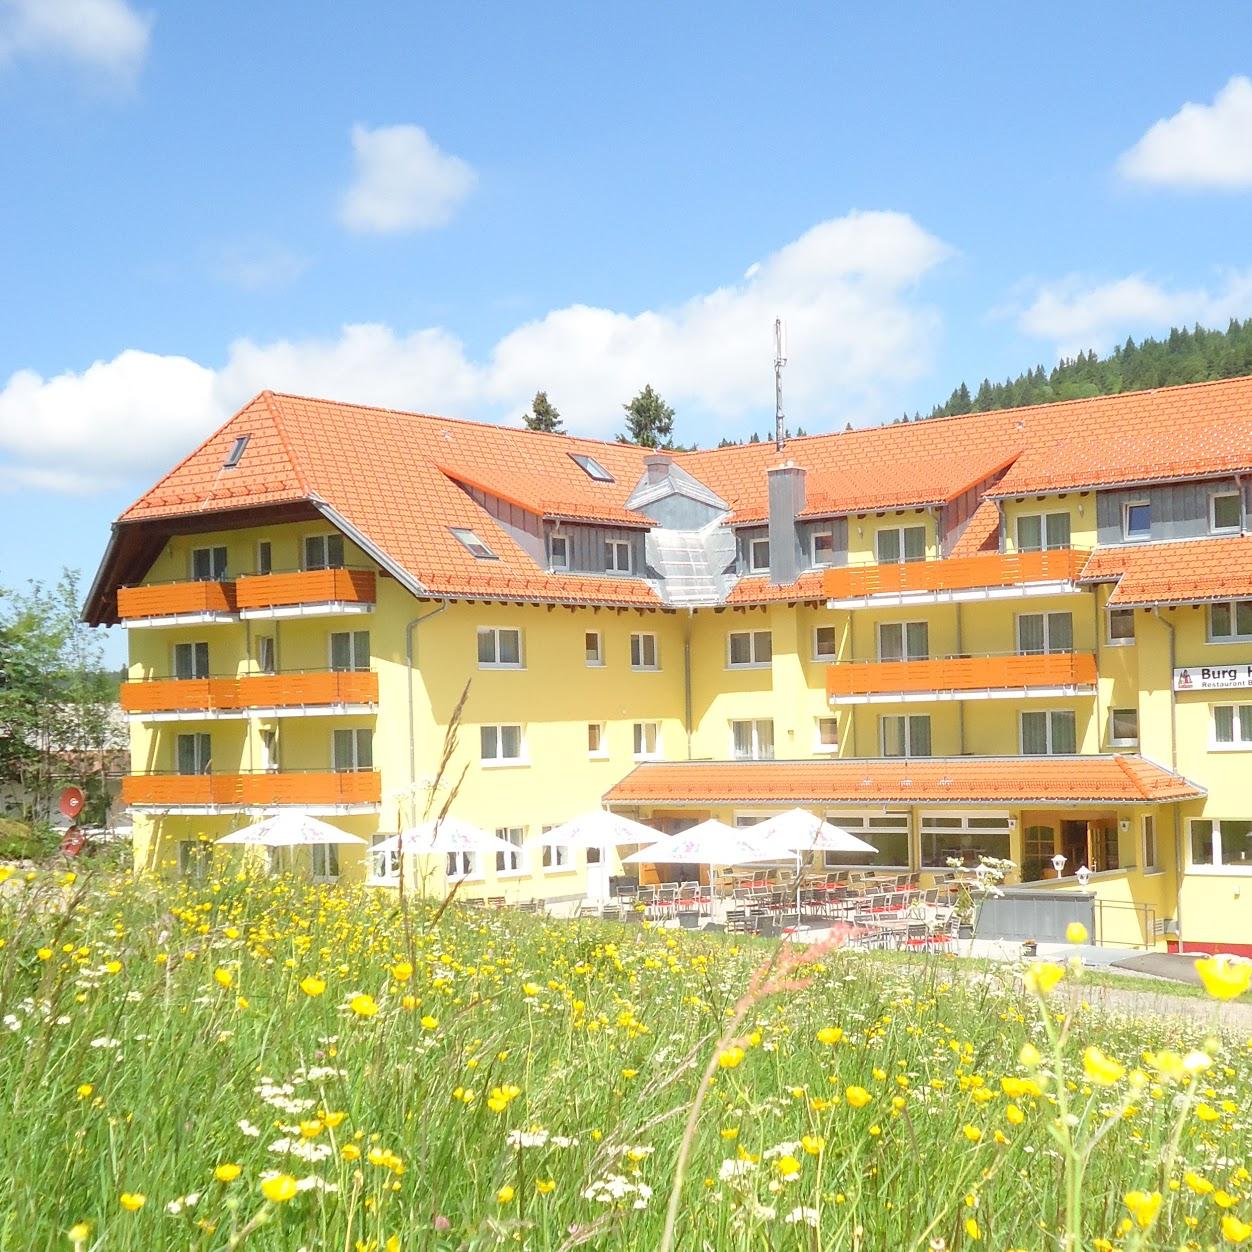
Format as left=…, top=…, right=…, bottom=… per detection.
left=2, top=865, right=1251, bottom=1251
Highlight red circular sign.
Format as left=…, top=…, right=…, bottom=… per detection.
left=61, top=828, right=86, bottom=857
left=59, top=787, right=85, bottom=819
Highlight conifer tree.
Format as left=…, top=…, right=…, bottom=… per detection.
left=618, top=385, right=675, bottom=448
left=522, top=391, right=563, bottom=433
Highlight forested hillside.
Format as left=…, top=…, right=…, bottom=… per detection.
left=918, top=319, right=1252, bottom=421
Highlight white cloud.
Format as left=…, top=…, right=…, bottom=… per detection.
left=1017, top=269, right=1252, bottom=357
left=214, top=243, right=311, bottom=292
left=0, top=0, right=151, bottom=81
left=339, top=123, right=476, bottom=234
left=1117, top=76, right=1252, bottom=188
left=0, top=210, right=951, bottom=491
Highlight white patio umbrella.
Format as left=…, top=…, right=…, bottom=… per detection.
left=216, top=811, right=368, bottom=847
left=623, top=819, right=779, bottom=867
left=524, top=809, right=661, bottom=849
left=373, top=816, right=518, bottom=856
left=749, top=809, right=876, bottom=920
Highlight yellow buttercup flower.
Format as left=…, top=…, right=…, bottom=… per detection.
left=962, top=1124, right=982, bottom=1143
left=67, top=1222, right=90, bottom=1242
left=299, top=975, right=326, bottom=997
left=1065, top=921, right=1088, bottom=944
left=215, top=1163, right=241, bottom=1182
left=800, top=1134, right=824, bottom=1156
left=36, top=948, right=52, bottom=961
left=816, top=1026, right=843, bottom=1045
left=1083, top=1046, right=1126, bottom=1086
left=118, top=1192, right=146, bottom=1212
left=775, top=1154, right=802, bottom=1179
left=1185, top=1171, right=1215, bottom=1196
left=717, top=1045, right=745, bottom=1070
left=260, top=1173, right=298, bottom=1203
left=1018, top=1042, right=1042, bottom=1068
left=1123, top=1190, right=1162, bottom=1230
left=420, top=1014, right=439, bottom=1030
left=1196, top=956, right=1252, bottom=1001
left=1022, top=961, right=1064, bottom=996
left=104, top=960, right=122, bottom=975
left=496, top=1184, right=515, bottom=1204
left=845, top=1085, right=871, bottom=1109
left=1222, top=1213, right=1252, bottom=1244
left=965, top=1216, right=981, bottom=1241
left=391, top=961, right=413, bottom=982
left=1005, top=1104, right=1024, bottom=1125
left=535, top=1177, right=556, bottom=1195
left=349, top=993, right=379, bottom=1018
left=76, top=1083, right=93, bottom=1099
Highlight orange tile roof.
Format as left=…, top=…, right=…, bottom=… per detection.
left=724, top=571, right=826, bottom=604
left=948, top=499, right=1001, bottom=558
left=94, top=375, right=1252, bottom=618
left=603, top=756, right=1203, bottom=807
left=1080, top=535, right=1252, bottom=606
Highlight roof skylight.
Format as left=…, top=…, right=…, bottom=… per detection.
left=570, top=453, right=614, bottom=483
left=450, top=527, right=499, bottom=560
left=223, top=435, right=249, bottom=468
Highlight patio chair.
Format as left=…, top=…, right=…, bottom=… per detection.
left=725, top=909, right=749, bottom=934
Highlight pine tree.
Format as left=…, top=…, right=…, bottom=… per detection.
left=522, top=390, right=563, bottom=433
left=618, top=385, right=675, bottom=448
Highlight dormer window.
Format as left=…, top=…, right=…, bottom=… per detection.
left=549, top=534, right=570, bottom=571
left=223, top=435, right=249, bottom=468
left=749, top=537, right=770, bottom=572
left=1123, top=500, right=1151, bottom=542
left=570, top=453, right=614, bottom=483
left=451, top=527, right=498, bottom=560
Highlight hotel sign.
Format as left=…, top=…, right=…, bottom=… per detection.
left=1174, top=665, right=1252, bottom=692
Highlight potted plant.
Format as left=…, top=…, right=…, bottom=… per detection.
left=946, top=855, right=1015, bottom=942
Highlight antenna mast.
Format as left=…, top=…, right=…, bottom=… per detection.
left=773, top=317, right=787, bottom=452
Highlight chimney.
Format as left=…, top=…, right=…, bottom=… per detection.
left=766, top=462, right=805, bottom=586
left=644, top=453, right=672, bottom=485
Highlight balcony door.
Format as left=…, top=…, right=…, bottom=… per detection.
left=333, top=728, right=373, bottom=772
left=1017, top=612, right=1073, bottom=655
left=173, top=641, right=209, bottom=680
left=878, top=621, right=928, bottom=661
left=176, top=733, right=211, bottom=775
left=304, top=533, right=345, bottom=571
left=190, top=546, right=228, bottom=581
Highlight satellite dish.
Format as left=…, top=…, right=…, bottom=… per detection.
left=61, top=827, right=86, bottom=858
left=59, top=787, right=85, bottom=819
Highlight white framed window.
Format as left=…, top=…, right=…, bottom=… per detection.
left=311, top=843, right=340, bottom=881
left=1210, top=491, right=1242, bottom=534
left=173, top=641, right=210, bottom=680
left=584, top=630, right=604, bottom=666
left=587, top=722, right=607, bottom=757
left=1017, top=611, right=1073, bottom=655
left=1190, top=818, right=1252, bottom=869
left=330, top=629, right=370, bottom=672
left=749, top=537, right=770, bottom=572
left=877, top=620, right=928, bottom=661
left=256, top=635, right=276, bottom=674
left=814, top=717, right=839, bottom=753
left=605, top=539, right=632, bottom=573
left=480, top=724, right=525, bottom=765
left=1020, top=710, right=1076, bottom=755
left=304, top=533, right=345, bottom=570
left=880, top=714, right=931, bottom=757
left=1122, top=500, right=1151, bottom=542
left=811, top=529, right=836, bottom=566
left=730, top=719, right=774, bottom=760
left=630, top=632, right=659, bottom=670
left=570, top=453, right=614, bottom=482
left=1016, top=512, right=1071, bottom=551
left=1142, top=815, right=1158, bottom=872
left=549, top=534, right=570, bottom=571
left=176, top=733, right=212, bottom=775
left=1108, top=707, right=1139, bottom=747
left=727, top=629, right=772, bottom=667
left=633, top=721, right=661, bottom=759
left=921, top=811, right=1013, bottom=868
left=1107, top=607, right=1135, bottom=646
left=191, top=546, right=228, bottom=581
left=495, top=827, right=525, bottom=875
left=813, top=625, right=838, bottom=660
left=477, top=626, right=523, bottom=668
left=731, top=812, right=771, bottom=828
left=1208, top=600, right=1252, bottom=642
left=875, top=525, right=926, bottom=564
left=823, top=812, right=909, bottom=868
left=332, top=728, right=373, bottom=771
left=446, top=849, right=478, bottom=878
left=370, top=835, right=400, bottom=884
left=1212, top=704, right=1252, bottom=749
left=540, top=825, right=572, bottom=870
left=259, top=728, right=279, bottom=773
left=256, top=540, right=273, bottom=575
left=450, top=527, right=498, bottom=560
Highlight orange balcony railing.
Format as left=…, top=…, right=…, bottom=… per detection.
left=826, top=650, right=1098, bottom=700
left=117, top=580, right=238, bottom=621
left=120, top=670, right=379, bottom=714
left=122, top=770, right=381, bottom=807
left=822, top=549, right=1088, bottom=601
left=235, top=568, right=376, bottom=611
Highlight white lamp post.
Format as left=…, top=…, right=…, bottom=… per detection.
left=1076, top=865, right=1092, bottom=888
left=1051, top=852, right=1067, bottom=877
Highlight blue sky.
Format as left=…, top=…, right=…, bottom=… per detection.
left=2, top=1, right=1252, bottom=663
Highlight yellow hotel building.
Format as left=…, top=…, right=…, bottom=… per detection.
left=85, top=380, right=1252, bottom=952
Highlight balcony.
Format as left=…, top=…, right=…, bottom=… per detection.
left=823, top=549, right=1089, bottom=608
left=117, top=579, right=238, bottom=627
left=122, top=769, right=382, bottom=814
left=120, top=669, right=379, bottom=722
left=235, top=568, right=376, bottom=619
left=827, top=650, right=1099, bottom=704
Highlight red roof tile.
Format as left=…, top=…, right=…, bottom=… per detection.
left=603, top=756, right=1204, bottom=807
left=1080, top=535, right=1252, bottom=606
